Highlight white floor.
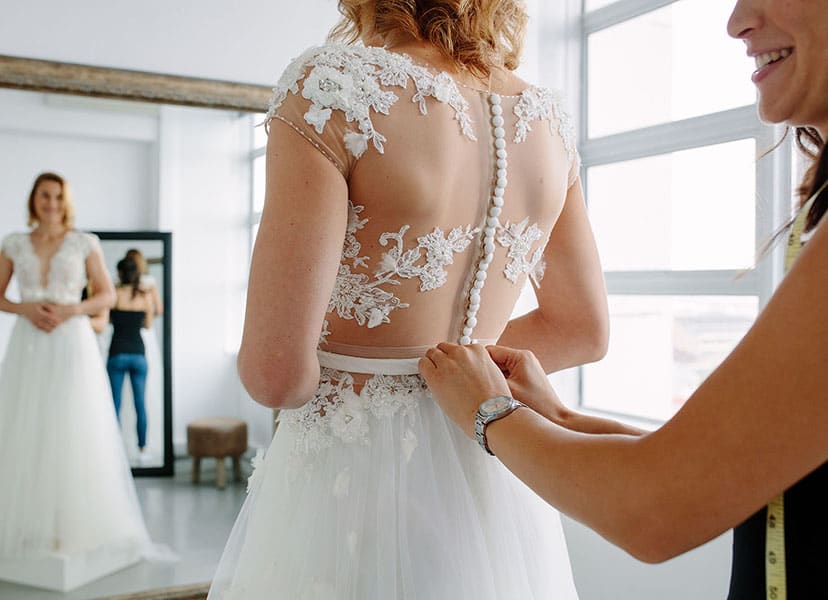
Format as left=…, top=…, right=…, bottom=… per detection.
left=0, top=457, right=248, bottom=600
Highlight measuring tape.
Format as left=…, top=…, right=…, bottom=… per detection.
left=766, top=180, right=826, bottom=600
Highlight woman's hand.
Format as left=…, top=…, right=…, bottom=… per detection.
left=419, top=343, right=511, bottom=439
left=44, top=303, right=79, bottom=325
left=20, top=302, right=62, bottom=332
left=486, top=346, right=572, bottom=425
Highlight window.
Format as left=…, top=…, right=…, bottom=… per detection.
left=574, top=0, right=792, bottom=422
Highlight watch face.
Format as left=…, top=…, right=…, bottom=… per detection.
left=480, top=396, right=512, bottom=416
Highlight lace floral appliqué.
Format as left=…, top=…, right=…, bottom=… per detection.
left=267, top=44, right=477, bottom=162
left=328, top=202, right=479, bottom=329
left=514, top=87, right=577, bottom=161
left=496, top=218, right=547, bottom=286
left=282, top=368, right=428, bottom=460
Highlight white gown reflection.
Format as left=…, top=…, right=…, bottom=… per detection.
left=0, top=231, right=153, bottom=558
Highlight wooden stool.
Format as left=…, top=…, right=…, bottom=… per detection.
left=187, top=417, right=247, bottom=489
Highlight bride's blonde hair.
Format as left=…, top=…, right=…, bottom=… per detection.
left=330, top=0, right=528, bottom=78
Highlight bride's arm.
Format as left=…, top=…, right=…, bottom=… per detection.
left=0, top=249, right=60, bottom=330
left=237, top=120, right=349, bottom=409
left=498, top=178, right=609, bottom=372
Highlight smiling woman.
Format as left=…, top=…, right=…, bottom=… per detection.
left=0, top=172, right=159, bottom=591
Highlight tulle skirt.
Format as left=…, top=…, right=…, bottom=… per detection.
left=0, top=315, right=152, bottom=558
left=208, top=352, right=578, bottom=600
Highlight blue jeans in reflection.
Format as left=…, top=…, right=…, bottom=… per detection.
left=107, top=353, right=148, bottom=449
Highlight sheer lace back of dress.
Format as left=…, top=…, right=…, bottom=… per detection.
left=268, top=43, right=579, bottom=356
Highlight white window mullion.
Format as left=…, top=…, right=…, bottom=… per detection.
left=754, top=124, right=792, bottom=308
left=604, top=270, right=759, bottom=296
left=581, top=106, right=764, bottom=166
left=583, top=0, right=676, bottom=34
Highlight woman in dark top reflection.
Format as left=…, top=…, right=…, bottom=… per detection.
left=107, top=256, right=154, bottom=459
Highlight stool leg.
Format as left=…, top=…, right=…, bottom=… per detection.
left=192, top=457, right=201, bottom=484
left=216, top=457, right=227, bottom=489
left=233, top=455, right=242, bottom=482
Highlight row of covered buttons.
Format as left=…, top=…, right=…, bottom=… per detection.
left=460, top=93, right=506, bottom=346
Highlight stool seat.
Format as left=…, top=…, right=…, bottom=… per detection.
left=187, top=417, right=247, bottom=489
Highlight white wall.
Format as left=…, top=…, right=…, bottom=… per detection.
left=0, top=1, right=338, bottom=86
left=156, top=105, right=253, bottom=450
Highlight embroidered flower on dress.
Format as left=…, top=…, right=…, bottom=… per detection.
left=282, top=368, right=428, bottom=464
left=246, top=448, right=266, bottom=494
left=496, top=218, right=546, bottom=284
left=514, top=86, right=578, bottom=161
left=267, top=43, right=478, bottom=161
left=344, top=131, right=369, bottom=158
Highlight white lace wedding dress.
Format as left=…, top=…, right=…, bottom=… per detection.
left=209, top=43, right=581, bottom=599
left=0, top=231, right=153, bottom=559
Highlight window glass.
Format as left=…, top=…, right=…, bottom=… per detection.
left=587, top=0, right=755, bottom=137
left=581, top=295, right=758, bottom=420
left=587, top=139, right=756, bottom=271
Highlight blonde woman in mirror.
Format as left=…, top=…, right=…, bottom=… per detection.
left=0, top=172, right=154, bottom=567
left=420, top=1, right=828, bottom=597
left=210, top=1, right=610, bottom=598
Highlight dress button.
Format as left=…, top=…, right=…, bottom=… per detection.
left=493, top=197, right=504, bottom=207
left=465, top=316, right=478, bottom=328
left=463, top=326, right=473, bottom=336
left=460, top=335, right=472, bottom=345
left=489, top=207, right=502, bottom=218
left=497, top=158, right=507, bottom=169
left=496, top=149, right=507, bottom=159
left=491, top=104, right=503, bottom=116
left=486, top=217, right=498, bottom=228
left=475, top=271, right=487, bottom=281
left=492, top=115, right=505, bottom=127
left=494, top=138, right=506, bottom=150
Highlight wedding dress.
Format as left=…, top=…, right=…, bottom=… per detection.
left=209, top=43, right=581, bottom=599
left=0, top=230, right=152, bottom=559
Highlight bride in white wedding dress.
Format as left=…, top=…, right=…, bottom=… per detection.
left=0, top=173, right=153, bottom=562
left=210, top=1, right=608, bottom=598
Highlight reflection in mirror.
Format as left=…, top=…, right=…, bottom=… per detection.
left=95, top=233, right=173, bottom=475
left=0, top=84, right=259, bottom=598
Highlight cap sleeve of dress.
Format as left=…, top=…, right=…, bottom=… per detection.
left=265, top=45, right=360, bottom=178
left=552, top=95, right=580, bottom=190
left=1, top=233, right=23, bottom=263
left=81, top=232, right=103, bottom=259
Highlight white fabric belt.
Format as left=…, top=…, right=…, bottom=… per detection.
left=317, top=350, right=422, bottom=375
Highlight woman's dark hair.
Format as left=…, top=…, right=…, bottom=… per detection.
left=794, top=127, right=828, bottom=232
left=117, top=257, right=142, bottom=299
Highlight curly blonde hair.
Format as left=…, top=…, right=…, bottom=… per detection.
left=330, top=0, right=528, bottom=78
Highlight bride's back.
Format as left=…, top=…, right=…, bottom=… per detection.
left=268, top=43, right=578, bottom=355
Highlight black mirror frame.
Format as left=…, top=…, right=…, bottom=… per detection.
left=94, top=231, right=173, bottom=477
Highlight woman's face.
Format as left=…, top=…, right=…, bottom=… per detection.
left=33, top=180, right=66, bottom=226
left=728, top=0, right=828, bottom=135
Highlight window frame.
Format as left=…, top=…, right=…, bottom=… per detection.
left=563, top=0, right=792, bottom=421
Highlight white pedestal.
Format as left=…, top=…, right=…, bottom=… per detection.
left=0, top=542, right=141, bottom=592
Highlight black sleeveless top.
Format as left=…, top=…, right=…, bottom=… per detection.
left=109, top=309, right=146, bottom=357
left=728, top=461, right=828, bottom=598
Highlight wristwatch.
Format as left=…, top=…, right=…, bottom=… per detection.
left=475, top=395, right=524, bottom=456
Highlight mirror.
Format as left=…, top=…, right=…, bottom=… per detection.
left=0, top=57, right=270, bottom=598
left=95, top=232, right=173, bottom=475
